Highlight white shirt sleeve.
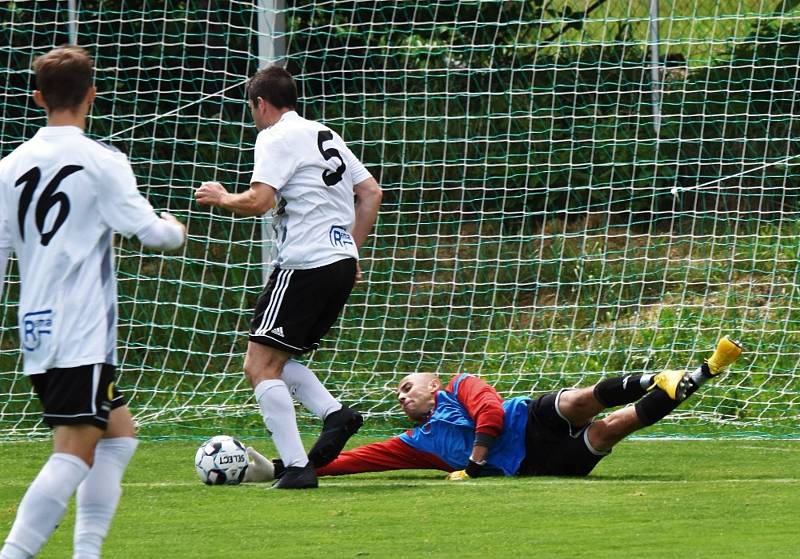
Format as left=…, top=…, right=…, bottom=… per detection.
left=341, top=143, right=372, bottom=186
left=136, top=218, right=185, bottom=250
left=250, top=130, right=298, bottom=190
left=95, top=152, right=159, bottom=238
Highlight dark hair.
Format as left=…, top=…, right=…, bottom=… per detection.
left=33, top=45, right=94, bottom=111
left=246, top=66, right=297, bottom=109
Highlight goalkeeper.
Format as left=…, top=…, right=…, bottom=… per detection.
left=244, top=336, right=742, bottom=481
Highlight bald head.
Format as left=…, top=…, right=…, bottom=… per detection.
left=397, top=373, right=442, bottom=422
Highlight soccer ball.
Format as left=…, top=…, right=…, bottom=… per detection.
left=195, top=435, right=248, bottom=485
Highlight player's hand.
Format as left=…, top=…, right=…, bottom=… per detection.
left=242, top=446, right=275, bottom=483
left=446, top=459, right=484, bottom=480
left=195, top=181, right=228, bottom=207
left=446, top=469, right=472, bottom=481
left=159, top=212, right=186, bottom=240
left=354, top=261, right=363, bottom=284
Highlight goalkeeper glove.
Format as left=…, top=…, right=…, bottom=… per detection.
left=243, top=446, right=275, bottom=483
left=445, top=459, right=484, bottom=481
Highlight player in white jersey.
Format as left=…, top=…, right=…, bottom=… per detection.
left=0, top=46, right=185, bottom=558
left=195, top=66, right=382, bottom=489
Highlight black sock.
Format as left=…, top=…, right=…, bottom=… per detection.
left=593, top=374, right=648, bottom=407
left=634, top=390, right=682, bottom=426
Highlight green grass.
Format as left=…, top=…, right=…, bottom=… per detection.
left=1, top=439, right=798, bottom=558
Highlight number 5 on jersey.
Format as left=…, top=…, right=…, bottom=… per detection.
left=317, top=130, right=347, bottom=186
left=15, top=165, right=82, bottom=246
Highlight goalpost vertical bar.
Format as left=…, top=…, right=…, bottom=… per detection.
left=649, top=0, right=662, bottom=136
left=256, top=0, right=285, bottom=282
left=67, top=0, right=78, bottom=44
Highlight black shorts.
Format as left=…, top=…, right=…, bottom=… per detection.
left=517, top=389, right=609, bottom=477
left=249, top=258, right=356, bottom=355
left=30, top=363, right=125, bottom=430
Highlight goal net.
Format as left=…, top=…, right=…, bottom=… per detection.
left=1, top=1, right=798, bottom=439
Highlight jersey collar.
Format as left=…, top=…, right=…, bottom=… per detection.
left=277, top=110, right=299, bottom=123
left=35, top=125, right=85, bottom=137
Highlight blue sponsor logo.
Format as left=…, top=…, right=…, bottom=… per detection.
left=22, top=309, right=53, bottom=351
left=329, top=226, right=354, bottom=248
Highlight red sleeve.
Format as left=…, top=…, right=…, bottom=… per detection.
left=449, top=374, right=505, bottom=438
left=316, top=436, right=453, bottom=476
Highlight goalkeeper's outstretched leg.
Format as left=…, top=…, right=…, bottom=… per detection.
left=558, top=336, right=743, bottom=456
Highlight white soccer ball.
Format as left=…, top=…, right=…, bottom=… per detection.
left=195, top=435, right=249, bottom=485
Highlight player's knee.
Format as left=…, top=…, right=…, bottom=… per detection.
left=106, top=406, right=137, bottom=438
left=62, top=447, right=96, bottom=468
left=243, top=356, right=282, bottom=386
left=587, top=414, right=630, bottom=449
left=557, top=387, right=601, bottom=422
left=242, top=360, right=260, bottom=385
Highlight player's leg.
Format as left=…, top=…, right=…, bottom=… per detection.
left=1, top=365, right=111, bottom=559
left=268, top=259, right=363, bottom=468
left=296, top=259, right=362, bottom=467
left=587, top=336, right=743, bottom=452
left=246, top=267, right=318, bottom=488
left=520, top=374, right=655, bottom=475
left=523, top=337, right=744, bottom=476
left=556, top=371, right=656, bottom=427
left=1, top=427, right=98, bottom=559
left=245, top=340, right=317, bottom=489
left=281, top=359, right=363, bottom=468
left=281, top=360, right=341, bottom=421
left=73, top=392, right=138, bottom=559
left=264, top=267, right=349, bottom=422
left=650, top=335, right=744, bottom=401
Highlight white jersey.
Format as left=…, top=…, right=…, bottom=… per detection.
left=0, top=126, right=160, bottom=375
left=250, top=111, right=372, bottom=269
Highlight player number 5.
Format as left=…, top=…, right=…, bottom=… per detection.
left=15, top=165, right=82, bottom=246
left=316, top=130, right=347, bottom=186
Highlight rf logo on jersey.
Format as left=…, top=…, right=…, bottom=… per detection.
left=22, top=309, right=53, bottom=351
left=329, top=226, right=354, bottom=248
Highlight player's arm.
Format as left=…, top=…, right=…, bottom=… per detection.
left=194, top=181, right=276, bottom=217
left=447, top=375, right=505, bottom=480
left=351, top=177, right=382, bottom=249
left=97, top=151, right=186, bottom=250
left=316, top=436, right=452, bottom=477
left=135, top=212, right=186, bottom=251
left=197, top=129, right=286, bottom=217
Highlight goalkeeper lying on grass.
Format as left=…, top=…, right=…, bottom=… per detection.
left=244, top=337, right=743, bottom=482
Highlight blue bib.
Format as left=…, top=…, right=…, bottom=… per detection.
left=399, top=374, right=529, bottom=476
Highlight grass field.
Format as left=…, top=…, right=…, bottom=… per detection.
left=1, top=439, right=798, bottom=558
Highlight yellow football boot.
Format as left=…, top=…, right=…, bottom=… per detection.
left=650, top=369, right=694, bottom=401
left=706, top=335, right=743, bottom=375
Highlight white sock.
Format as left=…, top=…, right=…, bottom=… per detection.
left=254, top=379, right=308, bottom=468
left=282, top=360, right=342, bottom=420
left=0, top=542, right=30, bottom=559
left=2, top=453, right=89, bottom=558
left=73, top=437, right=138, bottom=559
